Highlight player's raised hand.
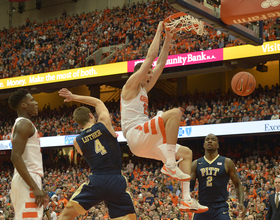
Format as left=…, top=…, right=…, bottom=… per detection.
left=58, top=88, right=74, bottom=102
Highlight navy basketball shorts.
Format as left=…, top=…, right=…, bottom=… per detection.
left=193, top=202, right=231, bottom=220
left=70, top=172, right=135, bottom=218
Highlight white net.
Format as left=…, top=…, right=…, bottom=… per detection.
left=164, top=14, right=207, bottom=35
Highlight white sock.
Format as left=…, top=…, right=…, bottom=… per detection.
left=166, top=144, right=176, bottom=166
left=182, top=181, right=191, bottom=201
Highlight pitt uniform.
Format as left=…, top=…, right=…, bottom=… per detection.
left=193, top=155, right=231, bottom=220
left=67, top=122, right=135, bottom=218
left=121, top=87, right=179, bottom=162
left=11, top=117, right=44, bottom=220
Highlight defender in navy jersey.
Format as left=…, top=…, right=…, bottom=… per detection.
left=58, top=88, right=136, bottom=220
left=191, top=134, right=245, bottom=220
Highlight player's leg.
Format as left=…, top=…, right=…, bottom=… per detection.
left=176, top=146, right=208, bottom=213
left=11, top=173, right=44, bottom=220
left=59, top=206, right=80, bottom=220
left=160, top=108, right=190, bottom=180
left=60, top=178, right=101, bottom=220
left=160, top=108, right=181, bottom=145
left=106, top=175, right=136, bottom=220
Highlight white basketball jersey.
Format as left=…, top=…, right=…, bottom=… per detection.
left=121, top=86, right=149, bottom=137
left=12, top=117, right=43, bottom=177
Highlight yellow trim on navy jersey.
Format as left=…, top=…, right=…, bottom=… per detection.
left=191, top=213, right=195, bottom=220
left=204, top=154, right=220, bottom=164
left=66, top=181, right=89, bottom=214
left=226, top=201, right=233, bottom=220
left=111, top=213, right=136, bottom=220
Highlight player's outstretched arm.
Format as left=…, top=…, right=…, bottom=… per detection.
left=58, top=88, right=114, bottom=135
left=226, top=158, right=245, bottom=217
left=11, top=119, right=45, bottom=208
left=123, top=22, right=164, bottom=92
left=59, top=88, right=109, bottom=118
left=146, top=29, right=173, bottom=92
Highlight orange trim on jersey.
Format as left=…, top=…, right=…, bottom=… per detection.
left=30, top=193, right=35, bottom=198
left=25, top=202, right=37, bottom=208
left=23, top=212, right=38, bottom=218
left=135, top=125, right=143, bottom=130
left=181, top=182, right=184, bottom=200
left=158, top=117, right=166, bottom=143
left=144, top=122, right=149, bottom=133
left=151, top=119, right=157, bottom=135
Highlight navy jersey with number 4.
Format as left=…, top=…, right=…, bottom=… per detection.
left=75, top=122, right=122, bottom=173
left=196, top=155, right=229, bottom=203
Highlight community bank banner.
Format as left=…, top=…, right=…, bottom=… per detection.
left=0, top=120, right=280, bottom=150
left=127, top=49, right=224, bottom=72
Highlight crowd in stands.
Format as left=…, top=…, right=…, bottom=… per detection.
left=0, top=0, right=280, bottom=78
left=0, top=82, right=279, bottom=139
left=0, top=141, right=280, bottom=220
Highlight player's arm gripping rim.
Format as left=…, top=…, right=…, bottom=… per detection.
left=122, top=22, right=164, bottom=96
left=11, top=119, right=45, bottom=208
left=225, top=158, right=245, bottom=217
left=145, top=27, right=173, bottom=92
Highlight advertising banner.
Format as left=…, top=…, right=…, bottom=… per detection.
left=1, top=120, right=280, bottom=150
left=223, top=40, right=280, bottom=60
left=0, top=62, right=127, bottom=90
left=127, top=49, right=224, bottom=72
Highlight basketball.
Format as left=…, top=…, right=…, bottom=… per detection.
left=231, top=71, right=256, bottom=96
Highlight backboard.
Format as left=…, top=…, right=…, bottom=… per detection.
left=167, top=0, right=263, bottom=45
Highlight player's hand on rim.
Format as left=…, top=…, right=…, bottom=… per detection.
left=157, top=21, right=164, bottom=33
left=33, top=187, right=45, bottom=208
left=165, top=29, right=174, bottom=39
left=58, top=88, right=74, bottom=102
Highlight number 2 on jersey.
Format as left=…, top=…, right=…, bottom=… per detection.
left=207, top=176, right=213, bottom=187
left=95, top=139, right=107, bottom=155
left=143, top=103, right=148, bottom=116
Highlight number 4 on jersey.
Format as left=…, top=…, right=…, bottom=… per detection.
left=95, top=139, right=107, bottom=155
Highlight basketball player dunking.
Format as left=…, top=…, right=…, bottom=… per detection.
left=191, top=133, right=245, bottom=220
left=9, top=89, right=47, bottom=219
left=121, top=21, right=207, bottom=212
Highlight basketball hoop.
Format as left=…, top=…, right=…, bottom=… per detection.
left=163, top=12, right=207, bottom=35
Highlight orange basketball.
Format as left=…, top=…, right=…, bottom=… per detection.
left=231, top=72, right=256, bottom=96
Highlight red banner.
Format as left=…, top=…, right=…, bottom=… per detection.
left=221, top=0, right=280, bottom=25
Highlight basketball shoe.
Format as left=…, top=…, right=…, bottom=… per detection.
left=179, top=198, right=209, bottom=213
left=161, top=159, right=190, bottom=181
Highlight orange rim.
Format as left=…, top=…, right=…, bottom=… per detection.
left=163, top=12, right=188, bottom=32
left=163, top=12, right=188, bottom=23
